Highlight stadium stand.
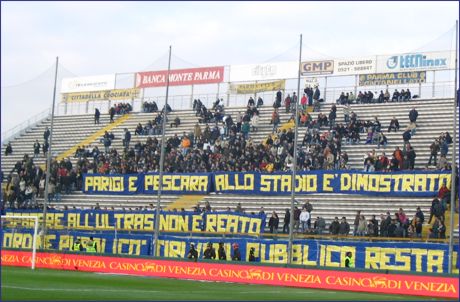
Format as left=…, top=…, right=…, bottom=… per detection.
left=1, top=97, right=458, bottom=238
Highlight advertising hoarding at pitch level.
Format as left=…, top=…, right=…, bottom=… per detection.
left=2, top=250, right=458, bottom=298
left=61, top=74, right=116, bottom=93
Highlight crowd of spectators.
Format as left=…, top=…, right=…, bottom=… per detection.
left=336, top=88, right=415, bottom=105
left=134, top=112, right=165, bottom=136
left=142, top=101, right=158, bottom=113
left=2, top=153, right=82, bottom=210
left=256, top=188, right=450, bottom=239
left=109, top=103, right=132, bottom=123
left=68, top=93, right=453, bottom=176
left=428, top=132, right=453, bottom=169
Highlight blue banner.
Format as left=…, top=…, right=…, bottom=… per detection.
left=4, top=210, right=267, bottom=235
left=83, top=171, right=451, bottom=197
left=159, top=236, right=459, bottom=274
left=2, top=229, right=458, bottom=274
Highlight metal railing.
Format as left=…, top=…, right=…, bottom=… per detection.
left=1, top=108, right=51, bottom=145
left=2, top=79, right=456, bottom=144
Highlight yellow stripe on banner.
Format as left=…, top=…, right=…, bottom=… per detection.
left=165, top=195, right=205, bottom=211
left=40, top=114, right=132, bottom=170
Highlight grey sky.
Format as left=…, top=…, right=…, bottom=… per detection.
left=1, top=1, right=458, bottom=134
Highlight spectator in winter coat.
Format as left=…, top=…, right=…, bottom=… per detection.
left=387, top=219, right=397, bottom=237
left=218, top=242, right=227, bottom=260
left=392, top=90, right=400, bottom=102
left=256, top=97, right=264, bottom=108
left=314, top=217, right=326, bottom=235
left=370, top=215, right=379, bottom=236
left=339, top=217, right=350, bottom=235
left=415, top=207, right=425, bottom=224
left=33, top=140, right=41, bottom=157
left=440, top=140, right=449, bottom=156
left=428, top=198, right=443, bottom=224
left=268, top=211, right=279, bottom=234
left=388, top=117, right=400, bottom=132
left=284, top=94, right=291, bottom=113
left=393, top=147, right=404, bottom=169
left=301, top=94, right=307, bottom=110
left=409, top=107, right=418, bottom=123
left=271, top=109, right=280, bottom=133
left=123, top=129, right=131, bottom=149
left=94, top=108, right=100, bottom=124
left=283, top=209, right=290, bottom=233
left=380, top=212, right=391, bottom=237
left=329, top=109, right=336, bottom=130
left=276, top=90, right=282, bottom=107
left=293, top=206, right=301, bottom=232
left=406, top=146, right=416, bottom=170
left=329, top=217, right=340, bottom=235
left=428, top=139, right=440, bottom=166
left=203, top=243, right=216, bottom=259
left=170, top=116, right=180, bottom=128
left=415, top=217, right=423, bottom=238
left=377, top=132, right=388, bottom=149
left=109, top=107, right=115, bottom=123
left=5, top=143, right=13, bottom=156
left=313, top=86, right=320, bottom=101
left=44, top=127, right=50, bottom=143
left=402, top=129, right=412, bottom=145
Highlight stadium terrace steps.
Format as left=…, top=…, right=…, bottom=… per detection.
left=165, top=195, right=205, bottom=211
left=46, top=191, right=178, bottom=210
left=40, top=113, right=132, bottom=170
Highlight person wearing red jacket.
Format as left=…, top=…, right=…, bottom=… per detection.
left=393, top=147, right=404, bottom=169
left=301, top=94, right=307, bottom=111
left=438, top=183, right=450, bottom=199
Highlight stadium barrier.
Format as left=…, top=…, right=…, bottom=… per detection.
left=2, top=227, right=458, bottom=274
left=2, top=249, right=458, bottom=298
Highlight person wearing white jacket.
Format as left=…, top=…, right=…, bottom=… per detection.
left=299, top=208, right=310, bottom=233
left=251, top=113, right=259, bottom=132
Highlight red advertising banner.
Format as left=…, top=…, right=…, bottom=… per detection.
left=2, top=250, right=458, bottom=298
left=136, top=66, right=224, bottom=88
